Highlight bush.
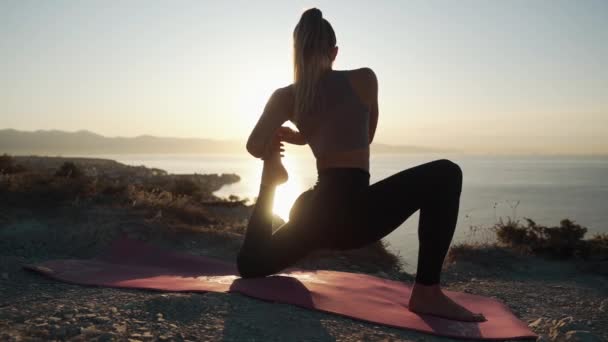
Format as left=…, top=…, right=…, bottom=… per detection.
left=0, top=154, right=26, bottom=174
left=172, top=178, right=199, bottom=196
left=583, top=233, right=608, bottom=260
left=55, top=161, right=83, bottom=179
left=493, top=217, right=589, bottom=258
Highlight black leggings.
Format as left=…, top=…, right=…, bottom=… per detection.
left=236, top=158, right=463, bottom=285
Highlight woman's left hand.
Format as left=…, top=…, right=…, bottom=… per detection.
left=276, top=126, right=307, bottom=145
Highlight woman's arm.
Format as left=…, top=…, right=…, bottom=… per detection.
left=246, top=87, right=290, bottom=159
left=276, top=126, right=307, bottom=145
left=366, top=68, right=379, bottom=144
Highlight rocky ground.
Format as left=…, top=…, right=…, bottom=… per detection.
left=0, top=156, right=606, bottom=341
left=1, top=202, right=606, bottom=342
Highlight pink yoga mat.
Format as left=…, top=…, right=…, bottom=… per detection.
left=25, top=237, right=537, bottom=340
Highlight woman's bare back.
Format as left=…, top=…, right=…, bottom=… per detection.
left=283, top=68, right=379, bottom=172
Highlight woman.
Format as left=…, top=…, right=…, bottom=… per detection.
left=237, top=8, right=486, bottom=322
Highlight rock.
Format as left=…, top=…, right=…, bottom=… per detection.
left=49, top=325, right=79, bottom=339
left=536, top=334, right=550, bottom=341
left=93, top=316, right=111, bottom=324
left=48, top=316, right=61, bottom=323
left=76, top=313, right=97, bottom=319
left=110, top=307, right=118, bottom=314
left=549, top=317, right=585, bottom=340
left=529, top=318, right=545, bottom=329
left=563, top=330, right=603, bottom=342
left=600, top=299, right=607, bottom=312
left=80, top=326, right=99, bottom=334
left=113, top=323, right=127, bottom=333
left=98, top=332, right=116, bottom=342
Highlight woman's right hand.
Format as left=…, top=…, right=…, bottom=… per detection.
left=276, top=126, right=307, bottom=145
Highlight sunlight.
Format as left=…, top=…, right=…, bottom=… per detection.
left=273, top=155, right=306, bottom=222
left=236, top=66, right=290, bottom=131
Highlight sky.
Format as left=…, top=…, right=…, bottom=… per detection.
left=1, top=0, right=607, bottom=155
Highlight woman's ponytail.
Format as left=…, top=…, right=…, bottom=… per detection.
left=292, top=8, right=336, bottom=123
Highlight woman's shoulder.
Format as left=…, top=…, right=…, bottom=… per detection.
left=267, top=84, right=294, bottom=101
left=341, top=68, right=377, bottom=83
left=265, top=85, right=294, bottom=116
left=339, top=68, right=377, bottom=103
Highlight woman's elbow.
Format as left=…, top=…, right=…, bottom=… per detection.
left=246, top=141, right=264, bottom=159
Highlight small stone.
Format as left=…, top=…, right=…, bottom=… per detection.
left=113, top=323, right=127, bottom=333
left=77, top=313, right=97, bottom=319
left=80, top=326, right=100, bottom=334
left=158, top=336, right=169, bottom=341
left=110, top=307, right=118, bottom=314
left=169, top=324, right=178, bottom=329
left=142, top=331, right=153, bottom=338
left=528, top=318, right=544, bottom=329
left=535, top=333, right=550, bottom=341
left=48, top=316, right=61, bottom=323
left=564, top=330, right=602, bottom=342
left=98, top=332, right=116, bottom=342
left=550, top=316, right=585, bottom=340
left=93, top=316, right=111, bottom=324
left=130, top=333, right=142, bottom=338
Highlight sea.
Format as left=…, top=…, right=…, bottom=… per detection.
left=93, top=153, right=608, bottom=273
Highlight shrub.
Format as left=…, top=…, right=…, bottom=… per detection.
left=172, top=178, right=199, bottom=196
left=55, top=161, right=83, bottom=179
left=583, top=233, right=608, bottom=260
left=0, top=154, right=26, bottom=174
left=493, top=216, right=589, bottom=258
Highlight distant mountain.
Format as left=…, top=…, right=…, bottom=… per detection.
left=0, top=129, right=456, bottom=155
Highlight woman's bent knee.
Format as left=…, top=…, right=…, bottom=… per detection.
left=236, top=252, right=270, bottom=279
left=434, top=159, right=463, bottom=193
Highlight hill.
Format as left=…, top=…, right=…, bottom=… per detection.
left=0, top=129, right=456, bottom=155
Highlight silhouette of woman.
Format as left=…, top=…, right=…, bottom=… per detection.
left=237, top=8, right=486, bottom=322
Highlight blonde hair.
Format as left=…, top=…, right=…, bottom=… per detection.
left=292, top=8, right=336, bottom=123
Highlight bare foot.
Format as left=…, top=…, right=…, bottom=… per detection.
left=408, top=283, right=487, bottom=322
left=261, top=152, right=288, bottom=187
